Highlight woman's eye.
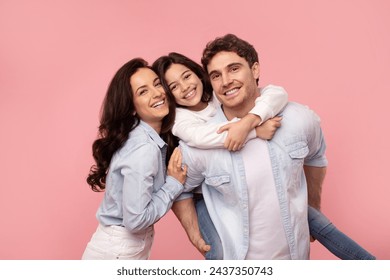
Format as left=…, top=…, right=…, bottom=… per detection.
left=170, top=85, right=177, bottom=91
left=184, top=74, right=191, bottom=80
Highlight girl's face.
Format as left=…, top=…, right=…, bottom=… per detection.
left=130, top=68, right=169, bottom=132
left=164, top=63, right=205, bottom=111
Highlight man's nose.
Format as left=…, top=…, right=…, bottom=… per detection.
left=221, top=73, right=232, bottom=86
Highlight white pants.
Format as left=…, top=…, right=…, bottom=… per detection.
left=82, top=224, right=154, bottom=260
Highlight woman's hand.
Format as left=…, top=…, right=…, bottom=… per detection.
left=167, top=147, right=187, bottom=185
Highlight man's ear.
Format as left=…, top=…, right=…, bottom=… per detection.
left=251, top=62, right=260, bottom=80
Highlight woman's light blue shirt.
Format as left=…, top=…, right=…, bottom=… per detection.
left=96, top=121, right=184, bottom=233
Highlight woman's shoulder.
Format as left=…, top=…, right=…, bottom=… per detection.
left=119, top=126, right=159, bottom=156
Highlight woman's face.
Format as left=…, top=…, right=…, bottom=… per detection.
left=164, top=63, right=205, bottom=111
left=130, top=68, right=169, bottom=131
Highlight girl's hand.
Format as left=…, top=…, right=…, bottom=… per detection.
left=218, top=114, right=261, bottom=151
left=255, top=116, right=282, bottom=140
left=218, top=121, right=249, bottom=151
left=167, top=147, right=187, bottom=185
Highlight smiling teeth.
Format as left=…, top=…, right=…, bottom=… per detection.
left=152, top=100, right=164, bottom=108
left=225, top=88, right=238, bottom=95
left=185, top=90, right=195, bottom=99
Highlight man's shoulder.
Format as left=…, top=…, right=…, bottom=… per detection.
left=275, top=102, right=321, bottom=137
left=284, top=101, right=310, bottom=111
left=283, top=102, right=320, bottom=120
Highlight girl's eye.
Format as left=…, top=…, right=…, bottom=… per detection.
left=184, top=74, right=191, bottom=80
left=155, top=82, right=162, bottom=87
left=170, top=84, right=177, bottom=91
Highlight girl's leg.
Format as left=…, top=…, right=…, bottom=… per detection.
left=195, top=195, right=223, bottom=260
left=308, top=206, right=375, bottom=260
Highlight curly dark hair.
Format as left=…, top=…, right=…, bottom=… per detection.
left=87, top=58, right=177, bottom=192
left=201, top=34, right=259, bottom=85
left=152, top=52, right=213, bottom=107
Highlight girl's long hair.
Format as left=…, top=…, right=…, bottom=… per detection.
left=87, top=58, right=177, bottom=192
left=152, top=52, right=213, bottom=108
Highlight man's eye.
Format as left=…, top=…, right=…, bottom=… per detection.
left=211, top=74, right=220, bottom=80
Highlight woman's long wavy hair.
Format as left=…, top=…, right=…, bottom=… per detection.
left=87, top=58, right=177, bottom=192
left=152, top=52, right=213, bottom=108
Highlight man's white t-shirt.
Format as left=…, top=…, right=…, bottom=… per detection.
left=241, top=138, right=290, bottom=259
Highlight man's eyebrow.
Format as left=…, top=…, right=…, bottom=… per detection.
left=208, top=69, right=220, bottom=76
left=208, top=62, right=243, bottom=76
left=227, top=62, right=243, bottom=68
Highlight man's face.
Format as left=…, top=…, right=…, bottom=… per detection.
left=207, top=51, right=260, bottom=113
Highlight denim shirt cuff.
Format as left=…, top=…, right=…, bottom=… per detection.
left=165, top=176, right=185, bottom=197
left=175, top=192, right=194, bottom=202
left=304, top=157, right=328, bottom=167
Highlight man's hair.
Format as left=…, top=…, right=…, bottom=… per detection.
left=201, top=34, right=259, bottom=73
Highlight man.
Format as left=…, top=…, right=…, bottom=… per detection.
left=172, top=34, right=327, bottom=259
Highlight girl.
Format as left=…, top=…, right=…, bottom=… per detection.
left=153, top=52, right=286, bottom=259
left=154, top=53, right=286, bottom=152
left=82, top=58, right=187, bottom=260
left=153, top=52, right=375, bottom=260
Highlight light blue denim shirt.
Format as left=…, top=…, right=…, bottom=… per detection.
left=96, top=121, right=184, bottom=233
left=178, top=102, right=328, bottom=259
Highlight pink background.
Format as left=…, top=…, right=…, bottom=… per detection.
left=1, top=0, right=389, bottom=260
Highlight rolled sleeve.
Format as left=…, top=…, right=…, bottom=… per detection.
left=304, top=108, right=328, bottom=167
left=165, top=176, right=185, bottom=196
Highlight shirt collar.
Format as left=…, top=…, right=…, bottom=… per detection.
left=139, top=121, right=166, bottom=148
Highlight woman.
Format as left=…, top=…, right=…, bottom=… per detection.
left=82, top=58, right=187, bottom=260
left=153, top=52, right=375, bottom=260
